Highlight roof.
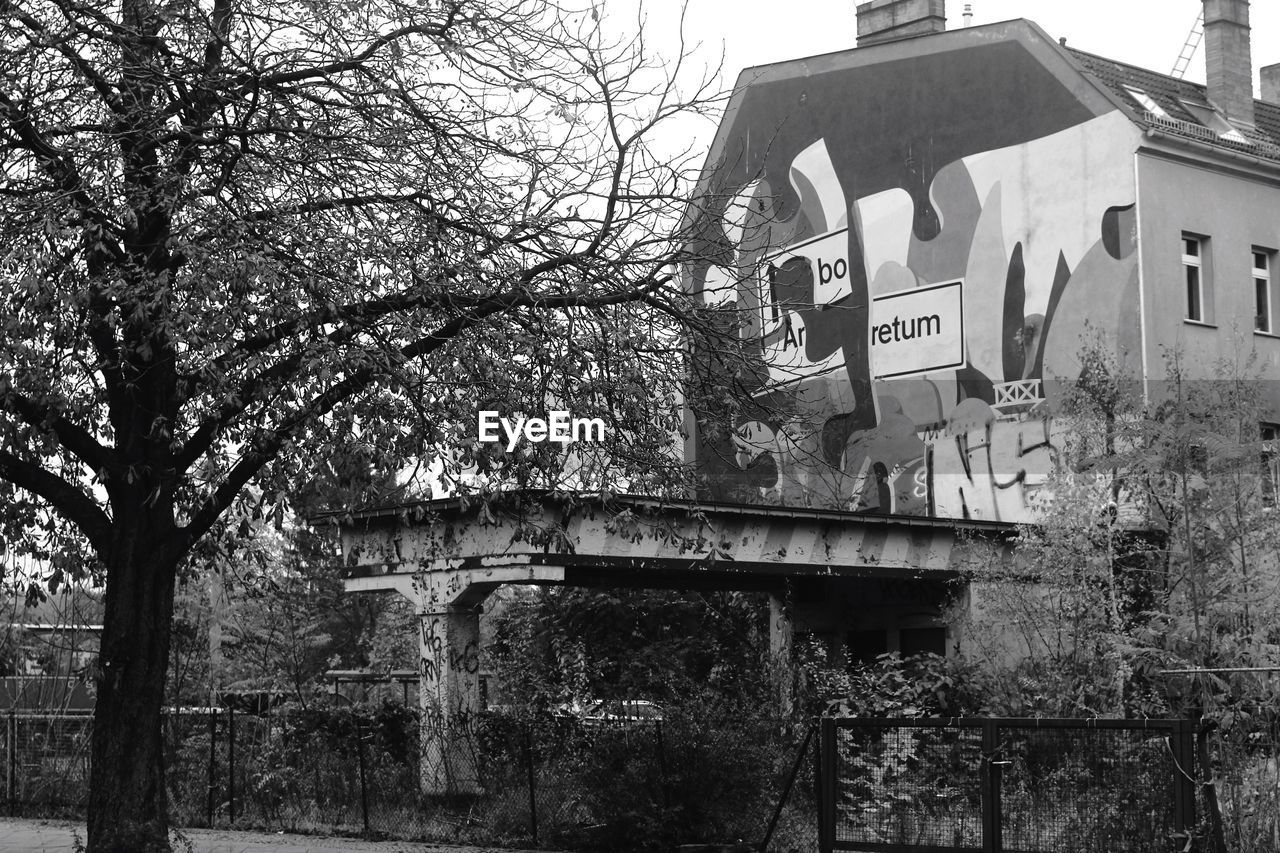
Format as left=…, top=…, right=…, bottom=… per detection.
left=311, top=489, right=1020, bottom=536
left=1067, top=46, right=1280, bottom=163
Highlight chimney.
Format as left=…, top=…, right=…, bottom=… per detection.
left=1263, top=63, right=1280, bottom=104
left=1202, top=0, right=1255, bottom=125
left=857, top=0, right=946, bottom=48
left=963, top=3, right=973, bottom=28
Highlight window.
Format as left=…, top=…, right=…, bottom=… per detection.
left=1188, top=441, right=1209, bottom=475
left=1255, top=249, right=1276, bottom=333
left=1183, top=235, right=1205, bottom=322
left=1178, top=98, right=1251, bottom=144
left=1124, top=86, right=1171, bottom=120
left=899, top=627, right=947, bottom=658
left=1262, top=424, right=1279, bottom=507
left=844, top=629, right=887, bottom=666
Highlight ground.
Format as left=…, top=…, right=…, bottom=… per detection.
left=0, top=819, right=551, bottom=853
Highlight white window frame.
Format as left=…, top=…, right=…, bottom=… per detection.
left=1254, top=249, right=1276, bottom=334
left=1124, top=86, right=1171, bottom=120
left=1178, top=98, right=1252, bottom=144
left=1262, top=423, right=1279, bottom=507
left=1183, top=234, right=1206, bottom=323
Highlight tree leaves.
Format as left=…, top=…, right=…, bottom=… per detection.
left=1, top=3, right=739, bottom=840
left=0, top=0, right=735, bottom=569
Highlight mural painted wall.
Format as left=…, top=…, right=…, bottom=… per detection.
left=687, top=26, right=1144, bottom=522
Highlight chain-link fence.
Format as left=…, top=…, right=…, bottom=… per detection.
left=491, top=713, right=820, bottom=852
left=819, top=717, right=1196, bottom=853
left=997, top=723, right=1188, bottom=852
left=1, top=712, right=93, bottom=816
left=828, top=721, right=984, bottom=849
left=18, top=709, right=1274, bottom=853
left=4, top=706, right=819, bottom=852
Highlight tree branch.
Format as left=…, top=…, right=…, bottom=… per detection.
left=0, top=91, right=124, bottom=250
left=0, top=450, right=112, bottom=557
left=13, top=6, right=123, bottom=115
left=0, top=388, right=114, bottom=474
left=0, top=87, right=126, bottom=388
left=243, top=191, right=433, bottom=223
left=175, top=272, right=674, bottom=552
left=241, top=9, right=463, bottom=92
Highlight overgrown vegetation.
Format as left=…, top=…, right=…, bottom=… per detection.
left=486, top=586, right=778, bottom=713
left=957, top=341, right=1280, bottom=853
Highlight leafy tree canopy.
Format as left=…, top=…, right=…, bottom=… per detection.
left=0, top=1, right=727, bottom=848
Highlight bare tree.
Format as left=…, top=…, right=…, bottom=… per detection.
left=0, top=0, right=724, bottom=848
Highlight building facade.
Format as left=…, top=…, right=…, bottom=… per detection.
left=688, top=0, right=1280, bottom=522
left=684, top=0, right=1280, bottom=661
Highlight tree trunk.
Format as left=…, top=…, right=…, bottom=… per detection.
left=87, top=515, right=179, bottom=853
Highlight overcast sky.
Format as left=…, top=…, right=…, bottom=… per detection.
left=618, top=0, right=1280, bottom=151
left=665, top=0, right=1280, bottom=86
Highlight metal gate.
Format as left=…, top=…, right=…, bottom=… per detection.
left=817, top=717, right=1196, bottom=853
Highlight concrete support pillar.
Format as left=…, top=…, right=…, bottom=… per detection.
left=418, top=603, right=484, bottom=795
left=347, top=563, right=562, bottom=797
left=768, top=591, right=794, bottom=716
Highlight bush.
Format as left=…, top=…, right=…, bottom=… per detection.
left=532, top=711, right=813, bottom=852
left=812, top=650, right=982, bottom=718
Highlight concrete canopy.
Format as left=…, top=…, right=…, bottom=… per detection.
left=320, top=491, right=1018, bottom=597
left=316, top=491, right=1017, bottom=795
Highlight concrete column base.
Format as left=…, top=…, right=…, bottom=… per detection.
left=418, top=604, right=483, bottom=795
left=769, top=590, right=795, bottom=717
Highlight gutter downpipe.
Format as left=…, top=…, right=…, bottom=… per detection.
left=1132, top=150, right=1151, bottom=410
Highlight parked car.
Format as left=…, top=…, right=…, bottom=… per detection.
left=582, top=698, right=663, bottom=723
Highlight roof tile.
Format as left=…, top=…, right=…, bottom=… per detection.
left=1067, top=47, right=1280, bottom=163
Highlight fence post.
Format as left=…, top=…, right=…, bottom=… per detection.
left=6, top=709, right=14, bottom=816
left=206, top=710, right=217, bottom=826
left=525, top=723, right=538, bottom=846
left=227, top=705, right=235, bottom=825
left=655, top=720, right=670, bottom=810
left=817, top=717, right=835, bottom=853
left=1172, top=718, right=1197, bottom=838
left=761, top=722, right=816, bottom=853
left=981, top=719, right=1003, bottom=853
left=355, top=715, right=371, bottom=835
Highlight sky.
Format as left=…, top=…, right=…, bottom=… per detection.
left=668, top=0, right=1280, bottom=86
left=615, top=0, right=1280, bottom=151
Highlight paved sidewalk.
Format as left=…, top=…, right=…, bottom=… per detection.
left=0, top=819, right=550, bottom=853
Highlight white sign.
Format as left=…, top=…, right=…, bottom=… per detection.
left=760, top=228, right=852, bottom=327
left=757, top=228, right=850, bottom=383
left=870, top=280, right=965, bottom=379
